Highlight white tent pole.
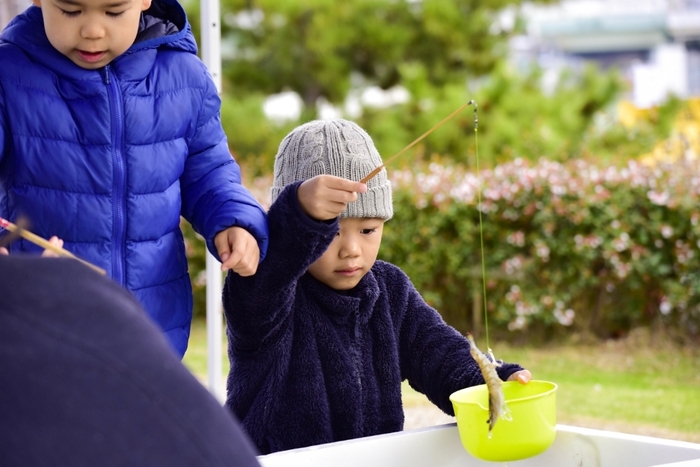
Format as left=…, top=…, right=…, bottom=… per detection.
left=200, top=0, right=224, bottom=403
left=205, top=254, right=224, bottom=403
left=200, top=0, right=222, bottom=91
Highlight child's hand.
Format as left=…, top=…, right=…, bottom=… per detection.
left=0, top=236, right=63, bottom=256
left=297, top=175, right=367, bottom=221
left=507, top=369, right=532, bottom=384
left=41, top=236, right=64, bottom=257
left=214, top=226, right=260, bottom=275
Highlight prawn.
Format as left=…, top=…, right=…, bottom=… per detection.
left=466, top=332, right=512, bottom=436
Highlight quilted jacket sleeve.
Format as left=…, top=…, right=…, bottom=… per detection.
left=180, top=67, right=268, bottom=261
left=0, top=81, right=6, bottom=165
left=0, top=80, right=8, bottom=217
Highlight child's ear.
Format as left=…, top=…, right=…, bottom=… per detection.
left=141, top=0, right=152, bottom=11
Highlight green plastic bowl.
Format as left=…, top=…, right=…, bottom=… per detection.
left=449, top=380, right=558, bottom=462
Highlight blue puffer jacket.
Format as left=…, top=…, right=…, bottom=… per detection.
left=0, top=1, right=269, bottom=358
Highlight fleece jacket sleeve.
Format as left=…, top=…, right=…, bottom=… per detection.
left=383, top=263, right=525, bottom=415
left=222, top=182, right=337, bottom=353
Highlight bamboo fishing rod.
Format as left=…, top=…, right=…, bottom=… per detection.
left=360, top=99, right=478, bottom=184
left=0, top=216, right=106, bottom=275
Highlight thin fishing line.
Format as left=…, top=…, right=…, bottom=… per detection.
left=472, top=103, right=492, bottom=352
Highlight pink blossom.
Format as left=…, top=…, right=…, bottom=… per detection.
left=647, top=190, right=670, bottom=206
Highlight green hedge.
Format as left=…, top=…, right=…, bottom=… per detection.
left=381, top=157, right=700, bottom=342
left=184, top=156, right=700, bottom=342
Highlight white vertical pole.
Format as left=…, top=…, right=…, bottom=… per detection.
left=200, top=0, right=222, bottom=91
left=200, top=0, right=224, bottom=403
left=205, top=253, right=224, bottom=402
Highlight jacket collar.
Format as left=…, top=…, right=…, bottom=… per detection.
left=300, top=269, right=380, bottom=326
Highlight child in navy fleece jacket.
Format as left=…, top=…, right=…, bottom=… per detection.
left=223, top=119, right=531, bottom=454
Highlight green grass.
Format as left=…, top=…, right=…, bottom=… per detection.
left=182, top=318, right=228, bottom=386
left=484, top=336, right=700, bottom=443
left=183, top=320, right=700, bottom=443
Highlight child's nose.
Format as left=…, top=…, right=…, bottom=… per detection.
left=338, top=236, right=361, bottom=258
left=81, top=21, right=106, bottom=40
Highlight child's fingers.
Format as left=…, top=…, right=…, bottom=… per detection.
left=508, top=370, right=532, bottom=384
left=0, top=247, right=8, bottom=256
left=323, top=176, right=367, bottom=195
left=41, top=236, right=64, bottom=257
left=299, top=175, right=368, bottom=220
left=215, top=227, right=260, bottom=275
left=214, top=231, right=232, bottom=268
left=228, top=246, right=259, bottom=276
left=224, top=242, right=259, bottom=276
left=221, top=248, right=242, bottom=272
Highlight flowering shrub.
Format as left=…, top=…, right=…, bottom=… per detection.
left=381, top=157, right=700, bottom=340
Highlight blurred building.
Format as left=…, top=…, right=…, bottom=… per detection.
left=0, top=0, right=27, bottom=30
left=513, top=0, right=700, bottom=107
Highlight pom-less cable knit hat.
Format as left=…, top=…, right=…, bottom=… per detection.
left=271, top=119, right=393, bottom=220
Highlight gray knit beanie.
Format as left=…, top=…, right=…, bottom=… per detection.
left=271, top=119, right=393, bottom=220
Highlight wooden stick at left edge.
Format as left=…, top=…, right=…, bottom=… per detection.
left=0, top=217, right=106, bottom=275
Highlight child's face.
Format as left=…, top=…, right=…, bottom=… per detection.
left=32, top=0, right=152, bottom=69
left=307, top=217, right=384, bottom=291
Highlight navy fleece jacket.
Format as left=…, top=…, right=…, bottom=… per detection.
left=223, top=182, right=524, bottom=454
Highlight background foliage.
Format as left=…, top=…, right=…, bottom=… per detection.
left=382, top=156, right=700, bottom=342
left=215, top=0, right=537, bottom=110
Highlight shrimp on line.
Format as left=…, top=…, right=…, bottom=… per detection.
left=466, top=333, right=512, bottom=436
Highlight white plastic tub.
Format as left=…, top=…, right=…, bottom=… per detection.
left=258, top=424, right=700, bottom=467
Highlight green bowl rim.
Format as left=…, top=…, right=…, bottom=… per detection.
left=449, top=379, right=558, bottom=408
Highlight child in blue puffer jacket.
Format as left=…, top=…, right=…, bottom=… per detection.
left=0, top=0, right=269, bottom=358
left=223, top=119, right=532, bottom=454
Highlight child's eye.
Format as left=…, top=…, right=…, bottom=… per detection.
left=60, top=8, right=81, bottom=17
left=106, top=11, right=125, bottom=17
left=360, top=228, right=376, bottom=235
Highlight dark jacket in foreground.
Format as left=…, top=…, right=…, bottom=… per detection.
left=0, top=255, right=261, bottom=467
left=223, top=183, right=524, bottom=454
left=0, top=1, right=269, bottom=357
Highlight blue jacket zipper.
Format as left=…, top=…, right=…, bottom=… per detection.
left=102, top=65, right=127, bottom=285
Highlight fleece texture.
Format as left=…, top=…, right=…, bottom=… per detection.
left=0, top=255, right=261, bottom=467
left=0, top=0, right=269, bottom=357
left=223, top=182, right=524, bottom=454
